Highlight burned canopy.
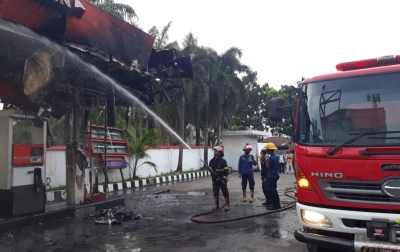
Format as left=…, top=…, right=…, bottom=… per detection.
left=0, top=0, right=193, bottom=123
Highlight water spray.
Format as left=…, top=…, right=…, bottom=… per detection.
left=0, top=18, right=211, bottom=167
left=0, top=19, right=296, bottom=223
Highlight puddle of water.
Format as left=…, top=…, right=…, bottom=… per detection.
left=187, top=191, right=209, bottom=196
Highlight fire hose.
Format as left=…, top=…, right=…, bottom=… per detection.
left=190, top=167, right=297, bottom=224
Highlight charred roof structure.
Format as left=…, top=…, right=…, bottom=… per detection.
left=0, top=0, right=193, bottom=127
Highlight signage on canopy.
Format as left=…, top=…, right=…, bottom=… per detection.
left=35, top=0, right=86, bottom=15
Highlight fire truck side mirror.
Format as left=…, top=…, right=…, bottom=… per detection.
left=269, top=97, right=284, bottom=122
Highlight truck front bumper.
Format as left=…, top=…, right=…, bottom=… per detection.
left=295, top=229, right=400, bottom=252
left=295, top=202, right=400, bottom=251
left=294, top=228, right=354, bottom=252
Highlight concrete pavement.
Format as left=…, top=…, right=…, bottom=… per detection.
left=0, top=171, right=310, bottom=252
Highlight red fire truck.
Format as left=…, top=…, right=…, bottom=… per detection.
left=270, top=55, right=400, bottom=252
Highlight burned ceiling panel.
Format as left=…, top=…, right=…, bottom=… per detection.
left=64, top=0, right=155, bottom=72
left=0, top=0, right=194, bottom=124
left=0, top=0, right=156, bottom=112
left=148, top=49, right=194, bottom=80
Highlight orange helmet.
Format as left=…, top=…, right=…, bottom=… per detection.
left=213, top=146, right=224, bottom=157
left=243, top=144, right=252, bottom=151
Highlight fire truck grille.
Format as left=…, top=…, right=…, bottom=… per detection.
left=318, top=180, right=400, bottom=205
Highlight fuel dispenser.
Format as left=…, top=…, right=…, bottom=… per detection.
left=0, top=109, right=46, bottom=217
left=84, top=125, right=130, bottom=202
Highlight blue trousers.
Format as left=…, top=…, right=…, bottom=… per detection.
left=241, top=174, right=255, bottom=190
left=266, top=178, right=281, bottom=207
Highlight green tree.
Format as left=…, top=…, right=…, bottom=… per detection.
left=188, top=46, right=220, bottom=165
left=262, top=84, right=298, bottom=136
left=211, top=47, right=248, bottom=145
left=87, top=0, right=138, bottom=25
left=148, top=21, right=178, bottom=49
left=187, top=46, right=216, bottom=149
left=237, top=71, right=266, bottom=131
left=146, top=22, right=184, bottom=154
left=126, top=127, right=159, bottom=178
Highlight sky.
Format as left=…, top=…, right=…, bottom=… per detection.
left=1, top=0, right=399, bottom=110
left=115, top=0, right=400, bottom=90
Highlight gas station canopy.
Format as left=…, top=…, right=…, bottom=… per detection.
left=0, top=0, right=193, bottom=117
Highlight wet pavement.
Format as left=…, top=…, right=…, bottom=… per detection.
left=0, top=172, right=310, bottom=252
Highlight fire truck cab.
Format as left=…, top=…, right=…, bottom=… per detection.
left=270, top=55, right=400, bottom=252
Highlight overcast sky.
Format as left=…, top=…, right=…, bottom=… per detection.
left=116, top=0, right=400, bottom=90
left=1, top=0, right=399, bottom=110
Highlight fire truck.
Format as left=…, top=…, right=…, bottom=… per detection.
left=270, top=55, right=400, bottom=252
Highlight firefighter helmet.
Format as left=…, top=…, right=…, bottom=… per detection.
left=213, top=146, right=225, bottom=157
left=265, top=142, right=277, bottom=150
left=243, top=144, right=253, bottom=151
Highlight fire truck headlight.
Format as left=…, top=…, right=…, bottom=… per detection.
left=296, top=164, right=314, bottom=191
left=298, top=178, right=310, bottom=188
left=301, top=210, right=333, bottom=228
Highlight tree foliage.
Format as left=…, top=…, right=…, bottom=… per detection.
left=8, top=3, right=303, bottom=163
left=261, top=84, right=299, bottom=136
left=125, top=127, right=159, bottom=178
left=87, top=0, right=138, bottom=25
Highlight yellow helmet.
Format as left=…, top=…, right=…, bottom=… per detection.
left=265, top=142, right=277, bottom=150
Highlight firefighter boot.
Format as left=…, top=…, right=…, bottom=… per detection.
left=267, top=200, right=280, bottom=210
left=242, top=191, right=247, bottom=202
left=224, top=197, right=230, bottom=211
left=249, top=190, right=254, bottom=203
left=212, top=197, right=219, bottom=211
left=262, top=199, right=270, bottom=206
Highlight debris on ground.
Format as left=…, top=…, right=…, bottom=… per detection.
left=154, top=189, right=171, bottom=195
left=87, top=206, right=140, bottom=225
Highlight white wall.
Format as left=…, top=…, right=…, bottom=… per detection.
left=134, top=147, right=212, bottom=177
left=220, top=130, right=270, bottom=171
left=45, top=147, right=213, bottom=188
left=222, top=136, right=261, bottom=171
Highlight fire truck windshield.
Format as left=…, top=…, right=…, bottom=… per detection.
left=298, top=72, right=400, bottom=146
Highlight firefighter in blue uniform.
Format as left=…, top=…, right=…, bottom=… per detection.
left=238, top=144, right=257, bottom=203
left=265, top=142, right=282, bottom=210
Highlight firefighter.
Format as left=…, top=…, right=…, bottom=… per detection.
left=209, top=146, right=230, bottom=211
left=265, top=142, right=281, bottom=210
left=260, top=147, right=269, bottom=206
left=238, top=144, right=257, bottom=203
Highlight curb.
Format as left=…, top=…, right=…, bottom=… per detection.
left=46, top=171, right=210, bottom=202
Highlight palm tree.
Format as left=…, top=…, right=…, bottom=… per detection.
left=87, top=0, right=138, bottom=25
left=148, top=21, right=178, bottom=49
left=190, top=46, right=243, bottom=147
left=212, top=47, right=248, bottom=144
left=148, top=23, right=188, bottom=172
left=126, top=126, right=159, bottom=178
left=189, top=46, right=220, bottom=165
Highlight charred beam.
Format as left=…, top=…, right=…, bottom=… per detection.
left=106, top=86, right=116, bottom=127
left=63, top=109, right=71, bottom=145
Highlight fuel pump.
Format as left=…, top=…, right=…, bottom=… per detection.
left=0, top=109, right=46, bottom=217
